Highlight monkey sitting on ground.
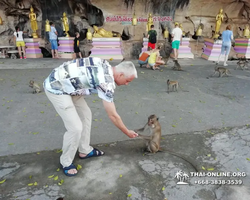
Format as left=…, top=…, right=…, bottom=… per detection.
left=211, top=66, right=231, bottom=77
left=134, top=114, right=199, bottom=172
left=29, top=80, right=41, bottom=94
left=172, top=60, right=184, bottom=71
left=235, top=56, right=248, bottom=70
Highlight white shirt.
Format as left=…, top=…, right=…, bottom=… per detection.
left=43, top=57, right=116, bottom=102
left=14, top=31, right=24, bottom=42
left=172, top=27, right=182, bottom=42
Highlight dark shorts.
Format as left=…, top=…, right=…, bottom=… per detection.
left=74, top=47, right=80, bottom=53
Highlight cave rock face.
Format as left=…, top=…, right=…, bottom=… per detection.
left=0, top=0, right=249, bottom=57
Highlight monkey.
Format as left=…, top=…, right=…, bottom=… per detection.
left=235, top=56, right=248, bottom=70
left=172, top=60, right=184, bottom=71
left=211, top=66, right=231, bottom=77
left=134, top=114, right=162, bottom=154
left=134, top=114, right=199, bottom=172
left=167, top=79, right=179, bottom=93
left=167, top=79, right=189, bottom=93
left=29, top=80, right=41, bottom=94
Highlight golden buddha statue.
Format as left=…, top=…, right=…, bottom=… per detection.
left=86, top=28, right=92, bottom=40
left=243, top=24, right=250, bottom=38
left=93, top=25, right=120, bottom=38
left=45, top=19, right=51, bottom=32
left=29, top=6, right=38, bottom=38
left=132, top=13, right=137, bottom=26
left=196, top=25, right=203, bottom=36
left=61, top=12, right=70, bottom=37
left=163, top=27, right=169, bottom=39
left=0, top=16, right=3, bottom=25
left=213, top=8, right=224, bottom=39
left=179, top=23, right=186, bottom=36
left=146, top=13, right=154, bottom=32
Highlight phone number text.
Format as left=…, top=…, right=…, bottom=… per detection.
left=194, top=179, right=243, bottom=185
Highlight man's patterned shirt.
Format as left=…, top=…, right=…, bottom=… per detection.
left=43, top=57, right=115, bottom=102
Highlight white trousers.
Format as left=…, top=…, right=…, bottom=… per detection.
left=45, top=90, right=93, bottom=167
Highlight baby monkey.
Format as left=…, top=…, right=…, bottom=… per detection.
left=172, top=60, right=183, bottom=71
left=167, top=79, right=179, bottom=93
left=235, top=56, right=248, bottom=70
left=134, top=114, right=162, bottom=154
left=212, top=66, right=231, bottom=78
left=29, top=80, right=41, bottom=94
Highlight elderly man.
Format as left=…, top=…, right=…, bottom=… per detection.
left=43, top=57, right=138, bottom=176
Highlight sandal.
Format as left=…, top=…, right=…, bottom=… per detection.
left=79, top=148, right=105, bottom=159
left=61, top=163, right=77, bottom=177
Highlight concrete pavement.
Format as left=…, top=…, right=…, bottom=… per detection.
left=0, top=57, right=250, bottom=200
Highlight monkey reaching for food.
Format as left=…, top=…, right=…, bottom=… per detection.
left=134, top=114, right=162, bottom=154
left=134, top=114, right=199, bottom=172
left=29, top=80, right=41, bottom=94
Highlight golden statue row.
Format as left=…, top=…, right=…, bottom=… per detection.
left=29, top=6, right=70, bottom=38
left=27, top=7, right=250, bottom=40
left=213, top=8, right=250, bottom=38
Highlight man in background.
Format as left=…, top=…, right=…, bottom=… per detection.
left=49, top=22, right=59, bottom=59
left=171, top=22, right=183, bottom=60
left=147, top=25, right=157, bottom=50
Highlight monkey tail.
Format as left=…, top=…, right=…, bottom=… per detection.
left=178, top=83, right=189, bottom=92
left=163, top=148, right=199, bottom=172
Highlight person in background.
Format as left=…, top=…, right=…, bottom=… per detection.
left=147, top=45, right=165, bottom=70
left=171, top=22, right=183, bottom=60
left=49, top=22, right=59, bottom=59
left=147, top=25, right=157, bottom=50
left=13, top=26, right=26, bottom=59
left=138, top=47, right=153, bottom=68
left=216, top=25, right=234, bottom=66
left=73, top=32, right=82, bottom=59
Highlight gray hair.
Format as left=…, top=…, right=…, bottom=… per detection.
left=115, top=61, right=138, bottom=78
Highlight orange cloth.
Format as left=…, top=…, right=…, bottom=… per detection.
left=139, top=52, right=149, bottom=61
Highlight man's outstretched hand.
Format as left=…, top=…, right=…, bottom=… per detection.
left=126, top=130, right=139, bottom=138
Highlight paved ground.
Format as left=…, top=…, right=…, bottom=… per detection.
left=0, top=57, right=250, bottom=200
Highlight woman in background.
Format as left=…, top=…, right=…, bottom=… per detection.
left=216, top=25, right=234, bottom=66
left=147, top=45, right=165, bottom=70
left=13, top=26, right=26, bottom=59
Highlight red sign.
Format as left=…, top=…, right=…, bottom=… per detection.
left=105, top=15, right=172, bottom=22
